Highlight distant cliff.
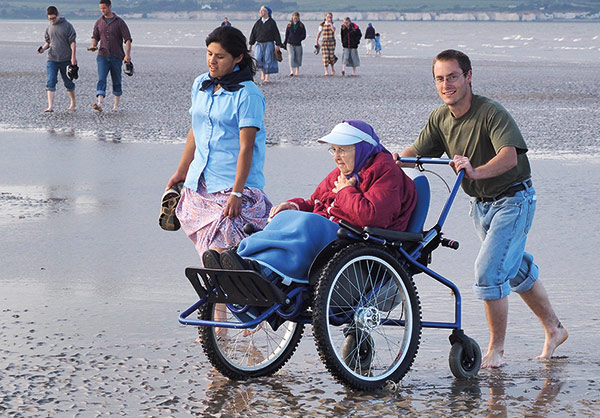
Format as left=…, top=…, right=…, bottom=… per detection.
left=130, top=10, right=600, bottom=21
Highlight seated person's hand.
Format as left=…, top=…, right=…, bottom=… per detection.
left=333, top=173, right=356, bottom=193
left=269, top=201, right=298, bottom=220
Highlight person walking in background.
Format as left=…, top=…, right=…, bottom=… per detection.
left=282, top=11, right=306, bottom=77
left=340, top=17, right=361, bottom=76
left=221, top=16, right=231, bottom=27
left=315, top=12, right=336, bottom=76
left=88, top=0, right=132, bottom=112
left=38, top=6, right=77, bottom=112
left=364, top=23, right=375, bottom=55
left=374, top=33, right=382, bottom=55
left=398, top=49, right=568, bottom=368
left=248, top=5, right=282, bottom=84
left=165, top=25, right=271, bottom=262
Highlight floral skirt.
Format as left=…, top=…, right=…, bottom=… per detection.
left=176, top=179, right=272, bottom=256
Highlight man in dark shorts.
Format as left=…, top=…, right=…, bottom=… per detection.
left=38, top=6, right=77, bottom=112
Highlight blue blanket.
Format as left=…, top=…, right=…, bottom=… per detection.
left=237, top=211, right=339, bottom=283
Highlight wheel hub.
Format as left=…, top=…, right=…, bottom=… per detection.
left=355, top=306, right=381, bottom=331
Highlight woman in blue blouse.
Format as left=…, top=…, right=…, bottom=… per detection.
left=166, top=26, right=272, bottom=260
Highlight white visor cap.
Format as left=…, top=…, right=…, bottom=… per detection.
left=317, top=122, right=378, bottom=147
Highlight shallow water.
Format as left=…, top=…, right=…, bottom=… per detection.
left=1, top=131, right=599, bottom=415
left=1, top=19, right=599, bottom=155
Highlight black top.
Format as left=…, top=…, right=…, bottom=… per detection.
left=365, top=26, right=376, bottom=39
left=283, top=22, right=306, bottom=47
left=249, top=18, right=282, bottom=46
left=341, top=23, right=362, bottom=49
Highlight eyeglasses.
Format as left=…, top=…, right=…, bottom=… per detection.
left=328, top=146, right=353, bottom=156
left=48, top=15, right=57, bottom=21
left=434, top=71, right=467, bottom=85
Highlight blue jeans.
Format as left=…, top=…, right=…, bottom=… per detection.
left=46, top=60, right=75, bottom=92
left=470, top=183, right=538, bottom=300
left=96, top=56, right=123, bottom=97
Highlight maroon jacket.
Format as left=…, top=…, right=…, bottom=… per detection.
left=92, top=13, right=132, bottom=60
left=289, top=152, right=417, bottom=231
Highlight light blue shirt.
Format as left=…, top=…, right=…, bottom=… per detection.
left=184, top=71, right=267, bottom=194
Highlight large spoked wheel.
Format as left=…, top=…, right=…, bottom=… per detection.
left=312, top=243, right=422, bottom=391
left=449, top=337, right=482, bottom=379
left=198, top=303, right=304, bottom=379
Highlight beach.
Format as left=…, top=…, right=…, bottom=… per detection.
left=1, top=18, right=600, bottom=416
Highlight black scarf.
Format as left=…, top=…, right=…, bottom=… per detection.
left=199, top=66, right=253, bottom=92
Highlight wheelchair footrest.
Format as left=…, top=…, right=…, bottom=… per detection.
left=185, top=267, right=288, bottom=307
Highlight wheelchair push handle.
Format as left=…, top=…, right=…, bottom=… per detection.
left=397, top=156, right=453, bottom=165
left=441, top=237, right=459, bottom=250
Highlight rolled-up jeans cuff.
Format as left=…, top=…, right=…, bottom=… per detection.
left=473, top=281, right=511, bottom=301
left=511, top=270, right=537, bottom=293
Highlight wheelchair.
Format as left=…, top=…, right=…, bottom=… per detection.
left=179, top=157, right=482, bottom=391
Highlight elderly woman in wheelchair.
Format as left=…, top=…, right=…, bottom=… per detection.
left=179, top=120, right=482, bottom=391
left=205, top=119, right=417, bottom=290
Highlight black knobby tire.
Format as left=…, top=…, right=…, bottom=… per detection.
left=449, top=337, right=482, bottom=379
left=198, top=302, right=304, bottom=379
left=312, top=243, right=422, bottom=391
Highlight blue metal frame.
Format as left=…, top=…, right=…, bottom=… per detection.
left=178, top=157, right=467, bottom=334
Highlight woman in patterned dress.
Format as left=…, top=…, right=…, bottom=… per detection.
left=165, top=26, right=272, bottom=261
left=315, top=12, right=336, bottom=76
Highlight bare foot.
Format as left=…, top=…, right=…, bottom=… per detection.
left=92, top=103, right=102, bottom=112
left=537, top=322, right=568, bottom=359
left=67, top=106, right=76, bottom=112
left=482, top=348, right=506, bottom=368
left=242, top=322, right=263, bottom=337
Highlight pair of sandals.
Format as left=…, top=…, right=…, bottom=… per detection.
left=202, top=249, right=261, bottom=272
left=159, top=183, right=183, bottom=231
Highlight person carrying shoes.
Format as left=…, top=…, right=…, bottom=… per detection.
left=88, top=0, right=132, bottom=112
left=38, top=6, right=77, bottom=112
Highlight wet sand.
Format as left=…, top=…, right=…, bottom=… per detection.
left=1, top=37, right=599, bottom=156
left=1, top=129, right=600, bottom=416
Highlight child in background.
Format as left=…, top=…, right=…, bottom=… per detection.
left=375, top=33, right=382, bottom=55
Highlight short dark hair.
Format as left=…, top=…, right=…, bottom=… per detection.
left=47, top=6, right=58, bottom=15
left=205, top=26, right=256, bottom=76
left=432, top=49, right=472, bottom=76
left=100, top=0, right=111, bottom=6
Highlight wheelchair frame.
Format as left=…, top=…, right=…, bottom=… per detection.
left=178, top=157, right=481, bottom=390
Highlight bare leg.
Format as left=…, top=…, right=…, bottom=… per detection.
left=263, top=73, right=269, bottom=83
left=67, top=90, right=76, bottom=111
left=295, top=67, right=299, bottom=76
left=341, top=63, right=346, bottom=76
left=482, top=297, right=508, bottom=368
left=113, top=95, right=120, bottom=112
left=93, top=94, right=104, bottom=112
left=45, top=90, right=55, bottom=112
left=196, top=247, right=227, bottom=342
left=289, top=66, right=293, bottom=76
left=330, top=64, right=335, bottom=75
left=260, top=68, right=265, bottom=81
left=324, top=65, right=329, bottom=76
left=519, top=280, right=568, bottom=359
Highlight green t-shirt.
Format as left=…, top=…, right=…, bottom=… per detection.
left=412, top=95, right=531, bottom=198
